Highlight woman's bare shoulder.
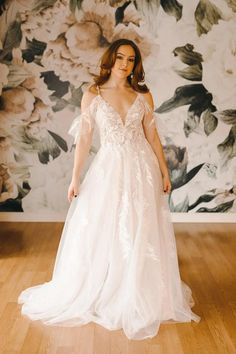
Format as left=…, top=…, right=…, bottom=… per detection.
left=139, top=90, right=154, bottom=110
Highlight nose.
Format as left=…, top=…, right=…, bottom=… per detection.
left=121, top=59, right=128, bottom=68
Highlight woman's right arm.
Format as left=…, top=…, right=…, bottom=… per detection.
left=68, top=89, right=96, bottom=202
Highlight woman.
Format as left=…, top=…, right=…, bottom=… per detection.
left=18, top=38, right=200, bottom=340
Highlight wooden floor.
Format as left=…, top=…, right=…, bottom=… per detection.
left=0, top=222, right=236, bottom=354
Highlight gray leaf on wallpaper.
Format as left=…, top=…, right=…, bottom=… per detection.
left=51, top=96, right=68, bottom=112
left=184, top=115, right=200, bottom=138
left=184, top=100, right=216, bottom=137
left=33, top=0, right=57, bottom=12
left=173, top=44, right=203, bottom=66
left=22, top=38, right=47, bottom=63
left=48, top=130, right=68, bottom=153
left=157, top=84, right=211, bottom=113
left=173, top=43, right=203, bottom=67
left=188, top=186, right=236, bottom=213
left=160, top=0, right=182, bottom=21
left=202, top=109, right=218, bottom=136
left=1, top=18, right=22, bottom=59
left=163, top=145, right=204, bottom=190
left=18, top=182, right=31, bottom=199
left=70, top=0, right=83, bottom=13
left=214, top=110, right=236, bottom=125
left=169, top=195, right=189, bottom=213
left=0, top=3, right=19, bottom=44
left=174, top=65, right=202, bottom=81
left=176, top=163, right=205, bottom=190
left=49, top=85, right=82, bottom=110
left=12, top=126, right=61, bottom=164
left=173, top=44, right=202, bottom=80
left=188, top=193, right=215, bottom=211
left=197, top=199, right=234, bottom=213
left=0, top=1, right=6, bottom=16
left=38, top=146, right=61, bottom=164
left=41, top=71, right=69, bottom=98
left=68, top=85, right=83, bottom=107
left=115, top=1, right=132, bottom=26
left=34, top=139, right=61, bottom=164
left=194, top=0, right=222, bottom=36
left=217, top=125, right=236, bottom=166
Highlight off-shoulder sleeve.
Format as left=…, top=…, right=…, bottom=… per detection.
left=68, top=98, right=96, bottom=144
left=141, top=95, right=166, bottom=145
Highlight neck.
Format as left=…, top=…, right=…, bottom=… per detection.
left=106, top=74, right=129, bottom=88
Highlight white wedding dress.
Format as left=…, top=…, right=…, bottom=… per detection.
left=18, top=90, right=200, bottom=340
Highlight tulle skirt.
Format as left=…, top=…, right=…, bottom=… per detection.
left=18, top=140, right=200, bottom=340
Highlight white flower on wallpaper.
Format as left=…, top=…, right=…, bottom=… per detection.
left=16, top=0, right=152, bottom=88
left=20, top=0, right=71, bottom=43
left=196, top=19, right=236, bottom=110
left=0, top=0, right=236, bottom=214
left=0, top=43, right=68, bottom=211
left=39, top=0, right=152, bottom=87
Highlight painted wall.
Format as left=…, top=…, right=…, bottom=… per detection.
left=0, top=0, right=235, bottom=220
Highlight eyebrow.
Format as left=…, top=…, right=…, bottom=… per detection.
left=117, top=52, right=135, bottom=58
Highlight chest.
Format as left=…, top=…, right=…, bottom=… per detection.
left=103, top=93, right=138, bottom=115
left=95, top=95, right=145, bottom=128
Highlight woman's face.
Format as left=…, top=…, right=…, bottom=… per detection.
left=111, top=45, right=135, bottom=79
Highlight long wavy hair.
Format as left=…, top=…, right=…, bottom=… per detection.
left=94, top=39, right=149, bottom=93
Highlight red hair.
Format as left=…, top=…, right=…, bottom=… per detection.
left=94, top=39, right=149, bottom=93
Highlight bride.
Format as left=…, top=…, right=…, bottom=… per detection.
left=18, top=38, right=200, bottom=340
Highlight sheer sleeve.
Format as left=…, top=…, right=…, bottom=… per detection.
left=67, top=97, right=97, bottom=180
left=141, top=96, right=166, bottom=145
left=68, top=100, right=96, bottom=144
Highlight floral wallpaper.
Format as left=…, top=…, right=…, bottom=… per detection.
left=0, top=0, right=235, bottom=216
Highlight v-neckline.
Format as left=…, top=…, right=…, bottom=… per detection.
left=99, top=93, right=139, bottom=127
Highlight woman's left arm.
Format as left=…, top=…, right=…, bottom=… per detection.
left=142, top=92, right=172, bottom=194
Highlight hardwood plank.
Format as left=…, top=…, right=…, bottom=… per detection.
left=203, top=303, right=236, bottom=354
left=0, top=222, right=235, bottom=354
left=94, top=324, right=110, bottom=354
left=20, top=322, right=44, bottom=354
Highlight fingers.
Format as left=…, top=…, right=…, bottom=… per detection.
left=166, top=182, right=171, bottom=194
left=68, top=191, right=73, bottom=203
left=73, top=187, right=79, bottom=198
left=68, top=186, right=79, bottom=203
left=163, top=181, right=172, bottom=194
left=68, top=190, right=73, bottom=203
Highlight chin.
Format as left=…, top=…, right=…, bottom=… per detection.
left=113, top=70, right=131, bottom=79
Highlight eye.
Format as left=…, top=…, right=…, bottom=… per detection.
left=116, top=55, right=123, bottom=60
left=129, top=58, right=135, bottom=62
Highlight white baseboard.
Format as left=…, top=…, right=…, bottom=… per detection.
left=0, top=212, right=235, bottom=223
left=172, top=213, right=236, bottom=223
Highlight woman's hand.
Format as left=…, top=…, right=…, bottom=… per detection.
left=68, top=179, right=80, bottom=203
left=163, top=174, right=172, bottom=194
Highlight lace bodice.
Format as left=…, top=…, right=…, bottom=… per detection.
left=95, top=94, right=148, bottom=146
left=68, top=92, right=156, bottom=148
